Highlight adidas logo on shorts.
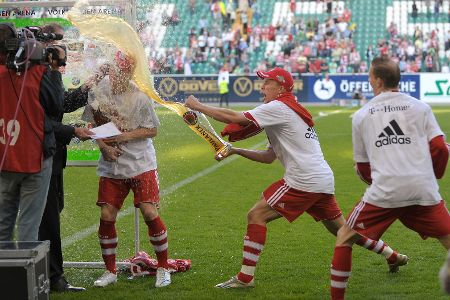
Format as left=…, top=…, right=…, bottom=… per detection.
left=375, top=120, right=411, bottom=148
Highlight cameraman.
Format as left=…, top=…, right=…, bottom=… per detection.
left=37, top=22, right=97, bottom=293
left=0, top=23, right=63, bottom=242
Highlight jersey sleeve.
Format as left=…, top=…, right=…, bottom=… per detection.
left=424, top=106, right=444, bottom=141
left=429, top=135, right=449, bottom=179
left=352, top=113, right=369, bottom=162
left=244, top=101, right=286, bottom=128
left=138, top=94, right=160, bottom=129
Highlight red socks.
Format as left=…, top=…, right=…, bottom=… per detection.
left=356, top=237, right=397, bottom=262
left=98, top=219, right=117, bottom=274
left=237, top=224, right=267, bottom=283
left=330, top=246, right=352, bottom=300
left=146, top=216, right=169, bottom=269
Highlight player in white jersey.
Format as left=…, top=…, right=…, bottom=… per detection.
left=185, top=67, right=407, bottom=289
left=330, top=57, right=450, bottom=300
left=83, top=52, right=171, bottom=288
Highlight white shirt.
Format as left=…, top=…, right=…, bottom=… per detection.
left=352, top=92, right=443, bottom=208
left=246, top=101, right=335, bottom=194
left=85, top=78, right=160, bottom=179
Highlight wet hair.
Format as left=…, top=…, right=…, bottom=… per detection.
left=370, top=56, right=400, bottom=88
left=41, top=22, right=64, bottom=34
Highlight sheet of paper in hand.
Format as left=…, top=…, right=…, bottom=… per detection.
left=89, top=122, right=121, bottom=139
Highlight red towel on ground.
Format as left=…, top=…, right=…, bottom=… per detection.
left=221, top=92, right=314, bottom=142
left=124, top=251, right=191, bottom=276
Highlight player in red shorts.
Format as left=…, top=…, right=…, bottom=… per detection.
left=83, top=52, right=171, bottom=288
left=330, top=57, right=450, bottom=300
left=185, top=67, right=406, bottom=289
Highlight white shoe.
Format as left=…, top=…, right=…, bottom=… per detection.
left=155, top=267, right=171, bottom=288
left=215, top=276, right=255, bottom=288
left=94, top=271, right=117, bottom=287
left=388, top=253, right=409, bottom=273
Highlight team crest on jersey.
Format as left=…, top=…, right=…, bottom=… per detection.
left=375, top=119, right=411, bottom=148
left=305, top=127, right=318, bottom=140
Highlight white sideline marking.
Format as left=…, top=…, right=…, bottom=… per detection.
left=61, top=108, right=347, bottom=249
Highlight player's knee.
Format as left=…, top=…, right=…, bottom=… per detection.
left=336, top=224, right=355, bottom=245
left=140, top=203, right=158, bottom=221
left=100, top=204, right=118, bottom=221
left=247, top=209, right=261, bottom=224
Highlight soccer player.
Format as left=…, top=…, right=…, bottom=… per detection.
left=185, top=67, right=407, bottom=289
left=84, top=52, right=171, bottom=288
left=330, top=57, right=450, bottom=300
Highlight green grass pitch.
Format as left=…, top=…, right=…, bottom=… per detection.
left=53, top=105, right=450, bottom=300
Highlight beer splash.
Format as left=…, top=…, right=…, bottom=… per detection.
left=67, top=1, right=229, bottom=156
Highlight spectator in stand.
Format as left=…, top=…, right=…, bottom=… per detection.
left=184, top=58, right=193, bottom=75
left=425, top=53, right=434, bottom=72
left=388, top=22, right=398, bottom=38
left=359, top=61, right=368, bottom=73
left=434, top=1, right=440, bottom=18
left=366, top=44, right=374, bottom=66
left=326, top=0, right=332, bottom=15
left=290, top=0, right=296, bottom=14
left=349, top=48, right=361, bottom=73
left=412, top=1, right=418, bottom=21
left=399, top=56, right=407, bottom=73
left=308, top=58, right=322, bottom=74
left=240, top=9, right=249, bottom=34
left=189, top=0, right=196, bottom=15
left=336, top=63, right=347, bottom=73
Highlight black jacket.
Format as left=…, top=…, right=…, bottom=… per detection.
left=51, top=86, right=89, bottom=175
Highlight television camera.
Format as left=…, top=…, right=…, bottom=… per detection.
left=4, top=25, right=67, bottom=72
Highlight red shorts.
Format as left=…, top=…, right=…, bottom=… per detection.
left=97, top=170, right=160, bottom=210
left=347, top=200, right=450, bottom=240
left=263, top=179, right=342, bottom=223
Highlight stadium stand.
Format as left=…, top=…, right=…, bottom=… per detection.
left=135, top=0, right=450, bottom=75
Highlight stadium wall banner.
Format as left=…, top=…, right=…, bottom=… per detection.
left=153, top=75, right=304, bottom=103
left=420, top=73, right=450, bottom=104
left=298, top=74, right=420, bottom=103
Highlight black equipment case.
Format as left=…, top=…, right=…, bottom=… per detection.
left=0, top=241, right=50, bottom=300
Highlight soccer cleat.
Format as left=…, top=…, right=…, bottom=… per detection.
left=388, top=254, right=409, bottom=273
left=215, top=276, right=255, bottom=289
left=155, top=267, right=171, bottom=288
left=94, top=271, right=117, bottom=287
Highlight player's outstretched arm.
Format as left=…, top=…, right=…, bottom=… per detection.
left=185, top=95, right=250, bottom=125
left=229, top=146, right=276, bottom=164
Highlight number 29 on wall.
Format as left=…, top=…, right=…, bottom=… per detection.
left=0, top=119, right=20, bottom=146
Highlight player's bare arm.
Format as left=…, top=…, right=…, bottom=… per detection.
left=228, top=147, right=276, bottom=164
left=185, top=95, right=250, bottom=125
left=97, top=139, right=123, bottom=161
